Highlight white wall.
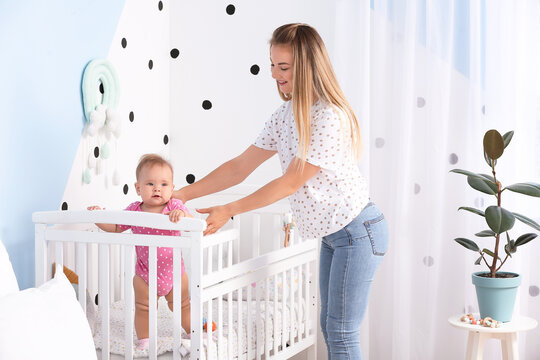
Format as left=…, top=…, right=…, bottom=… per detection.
left=62, top=1, right=172, bottom=211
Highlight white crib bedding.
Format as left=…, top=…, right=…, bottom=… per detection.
left=93, top=296, right=306, bottom=359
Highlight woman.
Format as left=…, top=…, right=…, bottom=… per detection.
left=173, top=23, right=388, bottom=359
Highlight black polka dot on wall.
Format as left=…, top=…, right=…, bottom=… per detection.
left=250, top=64, right=260, bottom=75
left=202, top=100, right=212, bottom=110
left=226, top=4, right=235, bottom=15
left=148, top=60, right=154, bottom=70
left=61, top=202, right=68, bottom=211
left=121, top=38, right=127, bottom=48
left=417, top=96, right=426, bottom=108
left=375, top=138, right=385, bottom=148
left=158, top=1, right=163, bottom=11
left=99, top=82, right=104, bottom=94
left=123, top=184, right=129, bottom=195
left=414, top=183, right=421, bottom=194
left=94, top=146, right=100, bottom=158
left=423, top=256, right=434, bottom=267
left=449, top=153, right=459, bottom=165
left=482, top=105, right=486, bottom=115
left=186, top=174, right=195, bottom=184
left=163, top=135, right=169, bottom=145
left=529, top=285, right=539, bottom=297
left=170, top=48, right=179, bottom=59
left=129, top=111, right=134, bottom=122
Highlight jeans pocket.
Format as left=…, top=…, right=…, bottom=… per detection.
left=363, top=214, right=388, bottom=256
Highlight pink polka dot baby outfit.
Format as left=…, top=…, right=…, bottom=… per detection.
left=118, top=198, right=188, bottom=296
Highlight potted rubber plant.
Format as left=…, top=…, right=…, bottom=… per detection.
left=451, top=129, right=539, bottom=322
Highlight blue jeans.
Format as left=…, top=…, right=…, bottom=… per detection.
left=319, top=202, right=388, bottom=360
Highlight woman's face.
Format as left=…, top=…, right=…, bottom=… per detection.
left=270, top=44, right=294, bottom=95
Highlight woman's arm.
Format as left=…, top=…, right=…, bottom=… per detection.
left=198, top=158, right=320, bottom=235
left=174, top=145, right=276, bottom=203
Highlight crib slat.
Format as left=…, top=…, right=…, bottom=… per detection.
left=149, top=246, right=157, bottom=360
left=34, top=224, right=47, bottom=286
left=264, top=277, right=269, bottom=358
left=207, top=245, right=213, bottom=275
left=124, top=245, right=134, bottom=360
left=173, top=247, right=182, bottom=360
left=99, top=244, right=110, bottom=360
left=227, top=239, right=233, bottom=360
left=208, top=298, right=213, bottom=359
left=77, top=243, right=87, bottom=315
left=190, top=231, right=204, bottom=360
left=273, top=273, right=278, bottom=355
left=237, top=288, right=242, bottom=360
left=281, top=270, right=286, bottom=351
left=247, top=285, right=253, bottom=359
left=304, top=262, right=309, bottom=339
left=233, top=217, right=240, bottom=264
left=55, top=241, right=63, bottom=274
left=297, top=264, right=301, bottom=341
left=218, top=294, right=223, bottom=359
left=256, top=282, right=261, bottom=359
left=290, top=268, right=294, bottom=346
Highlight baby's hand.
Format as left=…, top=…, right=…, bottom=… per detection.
left=87, top=206, right=104, bottom=211
left=168, top=209, right=186, bottom=223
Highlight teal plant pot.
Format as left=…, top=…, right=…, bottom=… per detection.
left=472, top=271, right=521, bottom=322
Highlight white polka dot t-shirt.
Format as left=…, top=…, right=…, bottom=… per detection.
left=254, top=100, right=369, bottom=239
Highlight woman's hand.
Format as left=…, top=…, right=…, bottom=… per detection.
left=197, top=205, right=232, bottom=236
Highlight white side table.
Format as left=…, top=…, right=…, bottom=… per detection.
left=448, top=314, right=537, bottom=360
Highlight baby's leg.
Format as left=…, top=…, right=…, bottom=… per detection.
left=133, top=274, right=153, bottom=340
left=165, top=272, right=191, bottom=333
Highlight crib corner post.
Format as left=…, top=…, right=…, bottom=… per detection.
left=190, top=230, right=204, bottom=360
left=35, top=223, right=47, bottom=287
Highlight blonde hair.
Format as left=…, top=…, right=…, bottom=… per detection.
left=270, top=23, right=362, bottom=162
left=135, top=154, right=174, bottom=180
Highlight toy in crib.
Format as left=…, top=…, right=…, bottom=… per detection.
left=460, top=313, right=501, bottom=328
left=282, top=213, right=296, bottom=247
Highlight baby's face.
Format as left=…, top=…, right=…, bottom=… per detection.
left=135, top=164, right=174, bottom=207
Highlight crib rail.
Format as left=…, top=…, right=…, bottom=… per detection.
left=34, top=209, right=318, bottom=360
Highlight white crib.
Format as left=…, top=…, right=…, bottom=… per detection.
left=33, top=201, right=318, bottom=360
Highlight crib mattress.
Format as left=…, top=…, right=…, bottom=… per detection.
left=93, top=296, right=306, bottom=359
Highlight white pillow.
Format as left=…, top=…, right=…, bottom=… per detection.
left=0, top=271, right=97, bottom=360
left=0, top=238, right=19, bottom=297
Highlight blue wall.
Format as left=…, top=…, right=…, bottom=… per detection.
left=0, top=1, right=125, bottom=289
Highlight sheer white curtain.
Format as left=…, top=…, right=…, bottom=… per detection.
left=331, top=1, right=540, bottom=359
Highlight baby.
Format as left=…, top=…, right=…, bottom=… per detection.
left=88, top=153, right=191, bottom=350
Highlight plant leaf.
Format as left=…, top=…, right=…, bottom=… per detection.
left=513, top=212, right=540, bottom=231
left=514, top=233, right=537, bottom=247
left=474, top=256, right=483, bottom=265
left=485, top=206, right=516, bottom=234
left=458, top=207, right=485, bottom=217
left=483, top=129, right=505, bottom=161
left=504, top=182, right=540, bottom=197
left=450, top=169, right=496, bottom=183
left=455, top=238, right=480, bottom=252
left=467, top=176, right=498, bottom=195
left=482, top=248, right=501, bottom=261
left=483, top=151, right=497, bottom=168
left=475, top=230, right=496, bottom=237
left=502, top=131, right=514, bottom=149
left=504, top=243, right=513, bottom=258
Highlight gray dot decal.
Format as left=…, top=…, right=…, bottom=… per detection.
left=375, top=138, right=385, bottom=148
left=474, top=197, right=484, bottom=208
left=530, top=285, right=539, bottom=297
left=414, top=183, right=421, bottom=194
left=482, top=105, right=486, bottom=115
left=449, top=153, right=458, bottom=165
left=417, top=97, right=426, bottom=108
left=423, top=256, right=434, bottom=267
